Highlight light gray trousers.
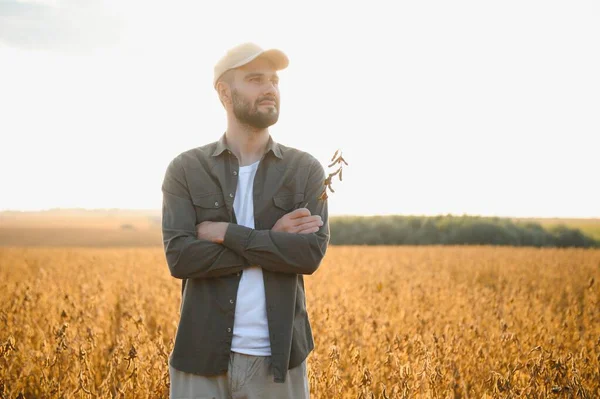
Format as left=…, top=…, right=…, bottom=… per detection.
left=169, top=352, right=310, bottom=399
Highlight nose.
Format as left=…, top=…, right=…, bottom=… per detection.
left=262, top=80, right=278, bottom=97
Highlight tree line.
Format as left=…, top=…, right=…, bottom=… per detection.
left=328, top=215, right=599, bottom=248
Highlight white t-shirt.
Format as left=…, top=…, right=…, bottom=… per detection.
left=230, top=159, right=271, bottom=356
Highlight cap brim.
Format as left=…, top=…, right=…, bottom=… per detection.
left=230, top=48, right=289, bottom=71
left=258, top=49, right=289, bottom=70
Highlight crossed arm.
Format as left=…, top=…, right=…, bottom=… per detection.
left=161, top=156, right=330, bottom=279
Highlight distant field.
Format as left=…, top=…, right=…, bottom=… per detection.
left=0, top=209, right=162, bottom=246
left=0, top=227, right=162, bottom=247
left=0, top=209, right=160, bottom=229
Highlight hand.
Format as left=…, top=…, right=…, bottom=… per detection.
left=272, top=208, right=323, bottom=234
left=196, top=221, right=229, bottom=244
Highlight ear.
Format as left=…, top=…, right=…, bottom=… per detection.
left=216, top=81, right=231, bottom=106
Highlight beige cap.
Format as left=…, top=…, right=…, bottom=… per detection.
left=213, top=42, right=289, bottom=89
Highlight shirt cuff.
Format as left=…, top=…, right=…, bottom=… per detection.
left=223, top=223, right=253, bottom=254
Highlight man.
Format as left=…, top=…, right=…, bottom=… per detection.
left=161, top=42, right=330, bottom=399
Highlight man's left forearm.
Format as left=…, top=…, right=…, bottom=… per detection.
left=222, top=222, right=329, bottom=275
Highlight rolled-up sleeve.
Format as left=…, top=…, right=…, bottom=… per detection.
left=161, top=156, right=249, bottom=279
left=222, top=158, right=330, bottom=275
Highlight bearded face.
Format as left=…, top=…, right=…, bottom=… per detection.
left=231, top=88, right=280, bottom=129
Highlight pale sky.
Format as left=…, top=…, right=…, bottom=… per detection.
left=1, top=0, right=599, bottom=217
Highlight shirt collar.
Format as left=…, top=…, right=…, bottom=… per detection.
left=211, top=132, right=283, bottom=159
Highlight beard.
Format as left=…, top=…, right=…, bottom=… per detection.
left=231, top=89, right=280, bottom=129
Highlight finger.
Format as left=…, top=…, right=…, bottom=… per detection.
left=292, top=220, right=323, bottom=233
left=295, top=215, right=322, bottom=225
left=288, top=217, right=321, bottom=231
left=289, top=220, right=314, bottom=233
left=288, top=208, right=311, bottom=219
left=297, top=226, right=320, bottom=234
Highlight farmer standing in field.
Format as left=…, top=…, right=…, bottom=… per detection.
left=160, top=42, right=330, bottom=398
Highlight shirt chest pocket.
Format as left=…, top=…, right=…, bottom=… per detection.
left=191, top=192, right=228, bottom=223
left=272, top=192, right=305, bottom=212
left=264, top=192, right=305, bottom=228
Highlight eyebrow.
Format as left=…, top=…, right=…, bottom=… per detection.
left=244, top=72, right=279, bottom=80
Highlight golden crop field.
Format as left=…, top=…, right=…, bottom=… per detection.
left=1, top=245, right=599, bottom=398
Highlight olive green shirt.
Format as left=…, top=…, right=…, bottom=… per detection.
left=161, top=132, right=330, bottom=383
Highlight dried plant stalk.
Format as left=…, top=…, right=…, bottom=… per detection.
left=300, top=149, right=349, bottom=208
left=318, top=149, right=348, bottom=201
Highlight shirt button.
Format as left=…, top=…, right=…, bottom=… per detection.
left=214, top=201, right=219, bottom=207
left=229, top=299, right=234, bottom=304
left=229, top=193, right=234, bottom=198
left=233, top=171, right=238, bottom=176
left=227, top=328, right=232, bottom=333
